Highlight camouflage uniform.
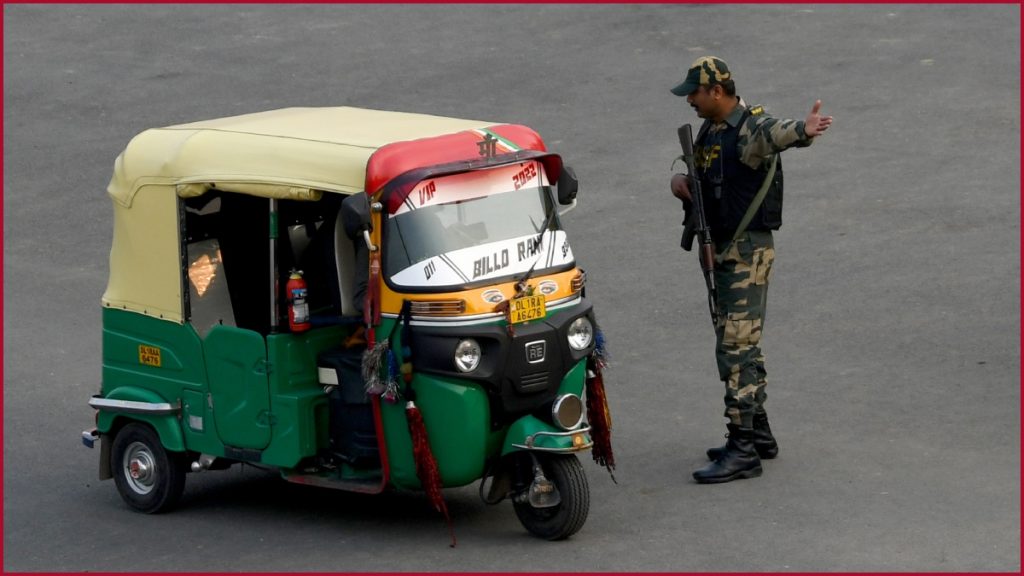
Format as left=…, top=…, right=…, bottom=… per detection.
left=698, top=102, right=813, bottom=428
left=714, top=230, right=774, bottom=428
left=672, top=56, right=831, bottom=482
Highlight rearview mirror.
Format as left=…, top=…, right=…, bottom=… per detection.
left=341, top=193, right=372, bottom=239
left=341, top=193, right=377, bottom=251
left=557, top=165, right=578, bottom=206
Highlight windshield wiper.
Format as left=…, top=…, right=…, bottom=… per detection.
left=513, top=202, right=556, bottom=293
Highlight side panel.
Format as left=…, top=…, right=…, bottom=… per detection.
left=381, top=374, right=493, bottom=490
left=261, top=325, right=352, bottom=469
left=181, top=389, right=221, bottom=455
left=102, top=308, right=206, bottom=393
left=203, top=325, right=271, bottom=449
left=100, top=308, right=205, bottom=452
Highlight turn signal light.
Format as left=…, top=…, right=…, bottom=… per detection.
left=570, top=270, right=586, bottom=293
left=410, top=300, right=466, bottom=316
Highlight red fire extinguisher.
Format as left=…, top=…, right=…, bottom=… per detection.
left=286, top=270, right=311, bottom=333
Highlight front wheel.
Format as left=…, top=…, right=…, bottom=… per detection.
left=513, top=454, right=590, bottom=540
left=110, top=422, right=186, bottom=514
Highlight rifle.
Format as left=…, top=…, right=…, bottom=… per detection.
left=676, top=124, right=719, bottom=325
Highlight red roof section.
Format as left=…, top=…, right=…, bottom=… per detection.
left=364, top=124, right=547, bottom=195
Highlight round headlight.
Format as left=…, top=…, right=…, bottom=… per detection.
left=552, top=394, right=584, bottom=430
left=567, top=316, right=593, bottom=351
left=454, top=339, right=481, bottom=373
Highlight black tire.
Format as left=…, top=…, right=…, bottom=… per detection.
left=110, top=422, right=186, bottom=514
left=513, top=454, right=590, bottom=540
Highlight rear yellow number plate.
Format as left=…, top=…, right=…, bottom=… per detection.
left=509, top=295, right=546, bottom=324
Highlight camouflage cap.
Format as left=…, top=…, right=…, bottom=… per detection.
left=670, top=56, right=732, bottom=96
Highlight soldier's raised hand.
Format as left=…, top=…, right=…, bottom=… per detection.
left=804, top=100, right=833, bottom=137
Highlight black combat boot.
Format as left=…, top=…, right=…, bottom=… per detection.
left=706, top=412, right=778, bottom=461
left=693, top=424, right=762, bottom=484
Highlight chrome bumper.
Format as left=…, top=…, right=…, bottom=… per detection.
left=511, top=425, right=594, bottom=453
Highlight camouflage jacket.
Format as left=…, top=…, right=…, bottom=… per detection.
left=702, top=98, right=814, bottom=171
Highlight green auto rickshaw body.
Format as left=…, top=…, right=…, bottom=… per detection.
left=87, top=107, right=603, bottom=538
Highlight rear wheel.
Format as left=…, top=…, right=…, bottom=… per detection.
left=110, top=423, right=186, bottom=514
left=513, top=454, right=589, bottom=540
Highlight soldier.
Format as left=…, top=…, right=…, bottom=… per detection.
left=669, top=56, right=833, bottom=484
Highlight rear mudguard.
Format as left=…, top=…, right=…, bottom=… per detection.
left=93, top=386, right=186, bottom=453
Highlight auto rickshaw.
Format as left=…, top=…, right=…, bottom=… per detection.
left=82, top=107, right=613, bottom=541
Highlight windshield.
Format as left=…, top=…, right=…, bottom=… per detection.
left=385, top=161, right=575, bottom=289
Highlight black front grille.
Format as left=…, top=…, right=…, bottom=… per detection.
left=403, top=299, right=595, bottom=424
left=519, top=371, right=549, bottom=392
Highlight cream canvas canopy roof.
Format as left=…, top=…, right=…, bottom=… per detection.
left=108, top=106, right=496, bottom=206
left=103, top=106, right=497, bottom=323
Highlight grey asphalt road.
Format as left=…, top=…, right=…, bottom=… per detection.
left=3, top=4, right=1019, bottom=572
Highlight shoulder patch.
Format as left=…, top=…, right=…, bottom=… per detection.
left=749, top=105, right=765, bottom=116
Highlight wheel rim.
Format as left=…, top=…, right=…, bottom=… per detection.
left=122, top=441, right=157, bottom=495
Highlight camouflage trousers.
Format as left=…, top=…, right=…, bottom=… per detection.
left=714, top=230, right=775, bottom=428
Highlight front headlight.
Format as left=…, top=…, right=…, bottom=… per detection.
left=567, top=316, right=593, bottom=351
left=454, top=339, right=481, bottom=373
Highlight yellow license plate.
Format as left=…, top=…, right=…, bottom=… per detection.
left=509, top=295, right=546, bottom=324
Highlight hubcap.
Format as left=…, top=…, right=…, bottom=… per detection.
left=122, top=441, right=157, bottom=495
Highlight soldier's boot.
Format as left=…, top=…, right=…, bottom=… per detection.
left=706, top=412, right=778, bottom=461
left=693, top=424, right=762, bottom=484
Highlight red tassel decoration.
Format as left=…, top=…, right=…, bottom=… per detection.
left=585, top=359, right=616, bottom=482
left=406, top=399, right=456, bottom=547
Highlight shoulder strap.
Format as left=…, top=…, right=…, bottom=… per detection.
left=715, top=151, right=778, bottom=263
left=731, top=154, right=778, bottom=244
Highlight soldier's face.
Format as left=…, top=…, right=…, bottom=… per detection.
left=686, top=86, right=716, bottom=119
